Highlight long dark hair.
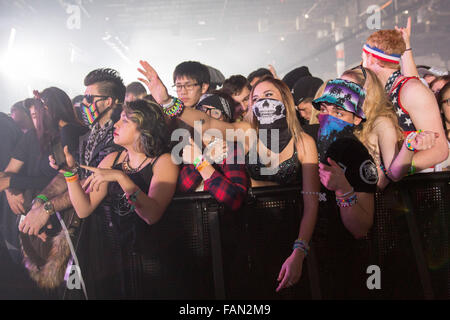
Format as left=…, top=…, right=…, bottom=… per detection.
left=34, top=87, right=83, bottom=153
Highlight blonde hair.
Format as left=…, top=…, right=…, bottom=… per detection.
left=249, top=75, right=304, bottom=143
left=366, top=30, right=406, bottom=70
left=341, top=67, right=403, bottom=161
left=309, top=79, right=331, bottom=125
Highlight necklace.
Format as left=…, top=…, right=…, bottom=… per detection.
left=122, top=153, right=148, bottom=174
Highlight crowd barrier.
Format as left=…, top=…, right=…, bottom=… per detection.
left=144, top=171, right=450, bottom=300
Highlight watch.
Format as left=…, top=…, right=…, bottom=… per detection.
left=43, top=201, right=55, bottom=216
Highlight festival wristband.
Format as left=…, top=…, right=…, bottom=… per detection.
left=35, top=194, right=49, bottom=203
left=126, top=189, right=141, bottom=210
left=65, top=174, right=79, bottom=183
left=336, top=193, right=357, bottom=208
left=335, top=187, right=354, bottom=199
left=193, top=156, right=203, bottom=168
left=163, top=97, right=184, bottom=118
left=196, top=160, right=210, bottom=172
left=405, top=130, right=423, bottom=151
left=292, top=239, right=310, bottom=256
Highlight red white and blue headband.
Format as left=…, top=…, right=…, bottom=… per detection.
left=363, top=44, right=401, bottom=64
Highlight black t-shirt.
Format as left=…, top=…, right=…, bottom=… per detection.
left=9, top=123, right=88, bottom=191
left=325, top=137, right=378, bottom=193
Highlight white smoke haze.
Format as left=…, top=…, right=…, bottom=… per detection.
left=1, top=0, right=449, bottom=112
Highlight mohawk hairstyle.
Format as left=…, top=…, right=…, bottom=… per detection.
left=84, top=68, right=126, bottom=103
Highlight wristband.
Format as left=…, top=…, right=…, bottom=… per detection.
left=405, top=130, right=423, bottom=151
left=65, top=174, right=79, bottom=183
left=64, top=171, right=75, bottom=178
left=335, top=187, right=354, bottom=199
left=126, top=189, right=141, bottom=211
left=196, top=160, right=210, bottom=172
left=35, top=194, right=49, bottom=203
left=163, top=97, right=184, bottom=118
left=193, top=155, right=203, bottom=168
left=408, top=160, right=416, bottom=175
left=293, top=239, right=310, bottom=256
left=336, top=193, right=357, bottom=208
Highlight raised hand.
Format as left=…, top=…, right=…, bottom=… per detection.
left=137, top=60, right=171, bottom=105
left=268, top=64, right=280, bottom=80
left=395, top=16, right=412, bottom=48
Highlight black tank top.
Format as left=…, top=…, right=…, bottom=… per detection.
left=105, top=152, right=159, bottom=253
left=245, top=143, right=302, bottom=185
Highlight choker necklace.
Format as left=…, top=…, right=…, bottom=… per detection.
left=122, top=153, right=148, bottom=174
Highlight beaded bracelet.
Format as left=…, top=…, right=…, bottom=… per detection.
left=301, top=191, right=321, bottom=196
left=405, top=130, right=423, bottom=151
left=336, top=193, right=357, bottom=208
left=163, top=97, right=184, bottom=118
left=292, top=239, right=310, bottom=256
left=335, top=187, right=354, bottom=199
left=126, top=189, right=141, bottom=211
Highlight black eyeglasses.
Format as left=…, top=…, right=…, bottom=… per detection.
left=172, top=83, right=200, bottom=92
left=83, top=94, right=109, bottom=104
left=351, top=64, right=367, bottom=86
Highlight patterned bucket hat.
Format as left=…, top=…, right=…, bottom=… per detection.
left=312, top=79, right=366, bottom=120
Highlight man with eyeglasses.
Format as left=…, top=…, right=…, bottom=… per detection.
left=172, top=61, right=210, bottom=109
left=19, top=68, right=125, bottom=299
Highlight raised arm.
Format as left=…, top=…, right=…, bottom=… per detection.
left=396, top=17, right=419, bottom=78
left=137, top=60, right=251, bottom=142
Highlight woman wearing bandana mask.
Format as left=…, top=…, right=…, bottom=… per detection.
left=138, top=61, right=319, bottom=297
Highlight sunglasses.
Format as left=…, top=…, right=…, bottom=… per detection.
left=83, top=94, right=110, bottom=104
left=198, top=105, right=223, bottom=119
left=351, top=64, right=367, bottom=86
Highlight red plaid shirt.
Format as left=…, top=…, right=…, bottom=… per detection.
left=177, top=143, right=248, bottom=211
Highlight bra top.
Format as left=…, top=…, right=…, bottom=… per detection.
left=245, top=144, right=302, bottom=185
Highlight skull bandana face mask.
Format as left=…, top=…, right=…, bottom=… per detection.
left=317, top=113, right=355, bottom=163
left=253, top=98, right=292, bottom=152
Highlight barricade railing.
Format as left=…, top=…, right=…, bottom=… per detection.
left=145, top=172, right=450, bottom=299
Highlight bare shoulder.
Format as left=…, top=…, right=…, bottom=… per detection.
left=153, top=153, right=179, bottom=173
left=296, top=132, right=318, bottom=163
left=401, top=77, right=432, bottom=97
left=373, top=116, right=396, bottom=132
